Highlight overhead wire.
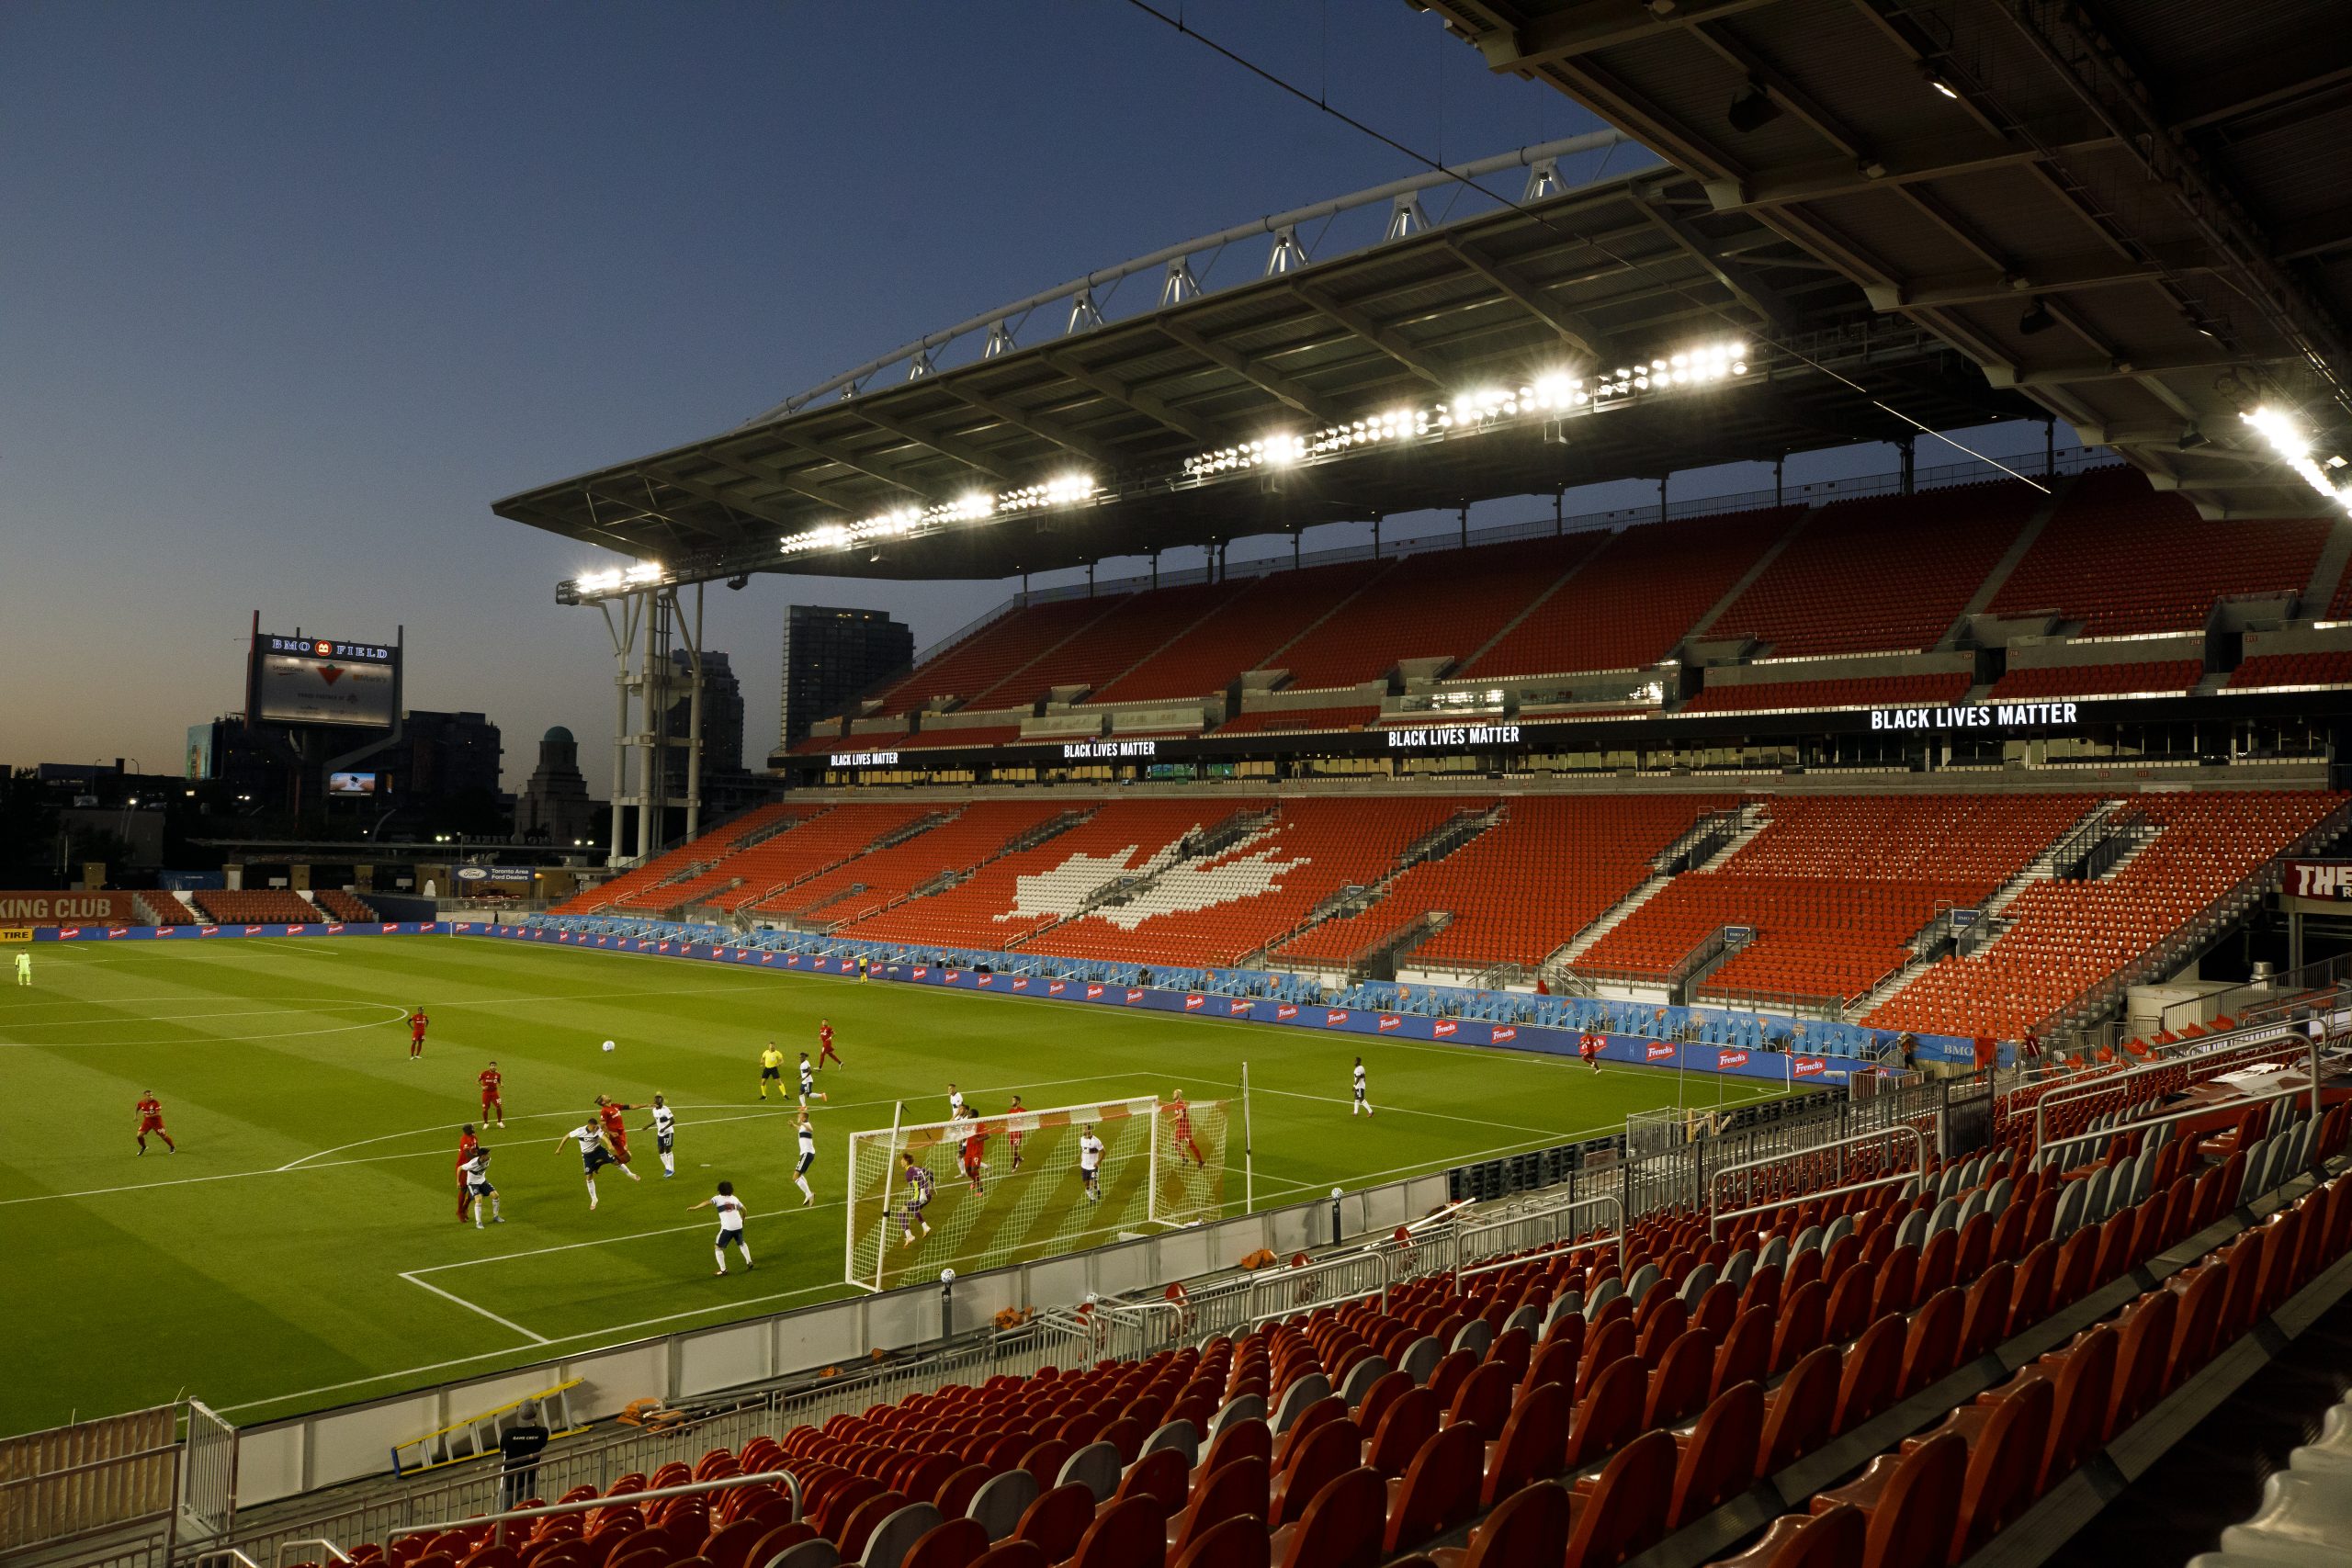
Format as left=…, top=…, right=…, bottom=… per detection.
left=1121, top=0, right=2051, bottom=491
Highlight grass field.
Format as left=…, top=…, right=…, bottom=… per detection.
left=0, top=934, right=1793, bottom=1435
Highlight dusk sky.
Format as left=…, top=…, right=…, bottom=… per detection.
left=1, top=3, right=2050, bottom=787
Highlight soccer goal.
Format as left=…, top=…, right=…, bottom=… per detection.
left=844, top=1094, right=1231, bottom=1292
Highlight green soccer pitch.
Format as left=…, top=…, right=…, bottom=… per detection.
left=0, top=934, right=1798, bottom=1435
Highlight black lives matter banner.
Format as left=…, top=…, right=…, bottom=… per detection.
left=254, top=633, right=398, bottom=728
left=1866, top=701, right=2082, bottom=732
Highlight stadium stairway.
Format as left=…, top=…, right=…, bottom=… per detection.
left=1844, top=800, right=2120, bottom=1019
left=1550, top=807, right=1770, bottom=975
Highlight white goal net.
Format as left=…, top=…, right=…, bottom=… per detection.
left=844, top=1094, right=1230, bottom=1292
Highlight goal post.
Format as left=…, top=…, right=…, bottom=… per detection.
left=843, top=1093, right=1231, bottom=1292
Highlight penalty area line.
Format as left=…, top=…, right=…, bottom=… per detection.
left=399, top=1271, right=550, bottom=1345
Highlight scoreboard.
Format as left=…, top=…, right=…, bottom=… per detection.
left=252, top=632, right=399, bottom=728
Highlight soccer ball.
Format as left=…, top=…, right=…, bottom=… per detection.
left=601, top=1040, right=616, bottom=1053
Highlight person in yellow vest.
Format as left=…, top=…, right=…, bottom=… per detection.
left=757, top=1041, right=786, bottom=1099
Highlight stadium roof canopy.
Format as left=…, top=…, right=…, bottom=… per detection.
left=1416, top=0, right=2352, bottom=518
left=494, top=134, right=2040, bottom=594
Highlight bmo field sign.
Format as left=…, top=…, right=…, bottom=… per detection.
left=252, top=632, right=398, bottom=728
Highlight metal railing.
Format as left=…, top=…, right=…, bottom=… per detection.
left=1454, top=1193, right=1627, bottom=1282
left=272, top=1541, right=351, bottom=1567
left=1707, top=1124, right=1927, bottom=1239
left=2029, top=1026, right=2320, bottom=1167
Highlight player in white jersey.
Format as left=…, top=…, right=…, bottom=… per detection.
left=689, top=1180, right=752, bottom=1275
left=1352, top=1056, right=1373, bottom=1116
left=797, top=1053, right=827, bottom=1107
left=1078, top=1124, right=1105, bottom=1201
left=947, top=1084, right=967, bottom=1120
left=461, top=1148, right=503, bottom=1227
left=553, top=1118, right=639, bottom=1210
left=793, top=1110, right=817, bottom=1206
left=642, top=1094, right=678, bottom=1178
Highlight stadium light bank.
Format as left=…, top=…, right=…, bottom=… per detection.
left=558, top=337, right=1748, bottom=601
left=2243, top=405, right=2352, bottom=513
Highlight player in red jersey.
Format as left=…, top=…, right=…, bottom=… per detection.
left=1005, top=1094, right=1026, bottom=1170
left=478, top=1062, right=505, bottom=1127
left=1577, top=1031, right=1602, bottom=1074
left=595, top=1095, right=637, bottom=1165
left=408, top=1006, right=429, bottom=1060
left=959, top=1117, right=988, bottom=1194
left=1168, top=1090, right=1206, bottom=1169
left=134, top=1092, right=175, bottom=1155
left=456, top=1123, right=481, bottom=1220
left=816, top=1018, right=841, bottom=1069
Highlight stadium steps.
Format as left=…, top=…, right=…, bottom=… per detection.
left=817, top=807, right=1099, bottom=931
left=2055, top=800, right=2352, bottom=1032
left=1072, top=588, right=1247, bottom=703
left=738, top=807, right=960, bottom=912
left=1248, top=557, right=1400, bottom=682
left=964, top=596, right=1136, bottom=709
left=1848, top=798, right=2121, bottom=1017
left=1246, top=804, right=1503, bottom=965
left=1942, top=470, right=2078, bottom=637
left=1679, top=506, right=1815, bottom=642
left=1454, top=535, right=1613, bottom=671
left=1548, top=802, right=1770, bottom=978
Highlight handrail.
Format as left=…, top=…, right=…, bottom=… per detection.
left=2042, top=1084, right=2320, bottom=1176
left=2030, top=1025, right=2318, bottom=1166
left=1711, top=1169, right=1923, bottom=1240
left=390, top=1470, right=801, bottom=1547
left=1454, top=1192, right=1627, bottom=1282
left=192, top=1554, right=261, bottom=1568
left=1707, top=1124, right=1927, bottom=1239
left=275, top=1541, right=352, bottom=1567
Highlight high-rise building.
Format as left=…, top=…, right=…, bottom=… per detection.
left=662, top=648, right=745, bottom=797
left=517, top=726, right=598, bottom=845
left=398, top=710, right=504, bottom=802
left=774, top=605, right=913, bottom=763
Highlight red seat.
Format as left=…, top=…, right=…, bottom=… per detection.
left=1644, top=1327, right=1719, bottom=1427
left=1669, top=1382, right=1765, bottom=1529
left=1014, top=1482, right=1097, bottom=1562
left=1170, top=1457, right=1268, bottom=1559
left=1171, top=1515, right=1265, bottom=1568
left=1271, top=1464, right=1385, bottom=1568
left=1384, top=1427, right=1484, bottom=1553
left=1566, top=1356, right=1647, bottom=1470
left=1898, top=1290, right=1965, bottom=1398
left=904, top=1517, right=990, bottom=1568
left=1445, top=1364, right=1514, bottom=1445
left=1069, top=1495, right=1167, bottom=1568
left=1833, top=1317, right=1905, bottom=1434
left=1270, top=1419, right=1362, bottom=1529
left=1714, top=1308, right=1775, bottom=1399
left=1823, top=1272, right=1874, bottom=1348
left=1703, top=1504, right=1866, bottom=1568
left=1774, top=1280, right=1830, bottom=1371
left=1758, top=1346, right=1841, bottom=1477
left=1366, top=1388, right=1442, bottom=1478
left=1481, top=1381, right=1568, bottom=1506
left=1562, top=1428, right=1676, bottom=1568
left=1428, top=1479, right=1571, bottom=1568
left=1811, top=1429, right=1966, bottom=1568
left=2106, top=1287, right=2177, bottom=1435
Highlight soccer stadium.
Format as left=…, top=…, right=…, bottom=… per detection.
left=10, top=6, right=2352, bottom=1568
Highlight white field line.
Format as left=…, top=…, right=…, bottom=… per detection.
left=0, top=1075, right=1148, bottom=1205
left=406, top=1205, right=847, bottom=1277
left=399, top=1272, right=550, bottom=1345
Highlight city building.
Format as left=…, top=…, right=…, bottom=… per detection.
left=772, top=604, right=912, bottom=764
left=515, top=726, right=599, bottom=845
